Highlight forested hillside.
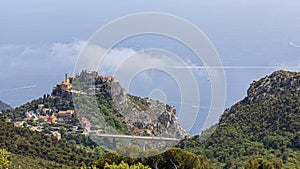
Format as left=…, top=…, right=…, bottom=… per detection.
left=0, top=120, right=99, bottom=167
left=178, top=70, right=300, bottom=168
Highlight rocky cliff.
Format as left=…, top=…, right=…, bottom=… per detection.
left=69, top=70, right=189, bottom=139
left=0, top=100, right=12, bottom=111
left=222, top=70, right=300, bottom=115
left=247, top=70, right=300, bottom=104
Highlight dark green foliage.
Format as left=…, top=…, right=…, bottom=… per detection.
left=0, top=120, right=99, bottom=167
left=243, top=158, right=282, bottom=169
left=52, top=84, right=63, bottom=96
left=97, top=93, right=129, bottom=134
left=9, top=153, right=75, bottom=169
left=94, top=148, right=214, bottom=169
left=62, top=133, right=105, bottom=155
left=104, top=161, right=151, bottom=169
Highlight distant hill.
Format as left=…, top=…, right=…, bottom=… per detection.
left=67, top=70, right=188, bottom=138
left=178, top=70, right=300, bottom=168
left=0, top=100, right=12, bottom=111
left=54, top=71, right=189, bottom=151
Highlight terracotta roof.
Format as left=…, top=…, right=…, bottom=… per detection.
left=14, top=121, right=23, bottom=127
left=58, top=110, right=74, bottom=114
left=58, top=111, right=67, bottom=114
left=39, top=115, right=50, bottom=119
left=30, top=126, right=39, bottom=131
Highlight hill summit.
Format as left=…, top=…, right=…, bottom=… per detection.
left=179, top=70, right=300, bottom=168
left=50, top=70, right=189, bottom=151
left=247, top=70, right=300, bottom=104
left=52, top=70, right=188, bottom=138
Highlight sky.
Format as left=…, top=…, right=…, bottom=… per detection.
left=0, top=0, right=300, bottom=134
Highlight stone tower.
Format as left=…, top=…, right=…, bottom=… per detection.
left=65, top=73, right=70, bottom=83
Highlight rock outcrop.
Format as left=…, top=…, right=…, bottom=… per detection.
left=63, top=70, right=189, bottom=139
left=247, top=70, right=300, bottom=103
left=0, top=100, right=12, bottom=111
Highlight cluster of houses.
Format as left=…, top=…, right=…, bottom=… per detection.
left=13, top=103, right=76, bottom=140
left=11, top=72, right=108, bottom=139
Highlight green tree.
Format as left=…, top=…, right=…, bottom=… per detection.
left=244, top=158, right=281, bottom=169
left=94, top=148, right=214, bottom=169
left=22, top=122, right=28, bottom=127
left=158, top=148, right=211, bottom=169
left=59, top=126, right=66, bottom=135
left=104, top=161, right=151, bottom=169
left=0, top=149, right=11, bottom=169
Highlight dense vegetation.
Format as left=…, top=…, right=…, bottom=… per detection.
left=8, top=153, right=75, bottom=169
left=0, top=120, right=99, bottom=167
left=94, top=147, right=214, bottom=169
left=92, top=147, right=285, bottom=169
left=0, top=148, right=10, bottom=169
left=103, top=161, right=151, bottom=169
left=178, top=70, right=300, bottom=168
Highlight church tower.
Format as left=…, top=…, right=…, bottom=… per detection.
left=65, top=73, right=70, bottom=84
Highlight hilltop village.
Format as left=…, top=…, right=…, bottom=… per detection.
left=11, top=73, right=80, bottom=139
left=4, top=70, right=188, bottom=141
left=9, top=71, right=120, bottom=140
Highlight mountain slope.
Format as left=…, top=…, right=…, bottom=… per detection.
left=0, top=120, right=99, bottom=167
left=67, top=70, right=188, bottom=138
left=179, top=70, right=300, bottom=168
left=9, top=153, right=74, bottom=169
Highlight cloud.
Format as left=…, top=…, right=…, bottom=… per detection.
left=0, top=40, right=84, bottom=74
left=50, top=40, right=86, bottom=63
left=0, top=85, right=37, bottom=92
left=289, top=42, right=300, bottom=48
left=0, top=40, right=84, bottom=106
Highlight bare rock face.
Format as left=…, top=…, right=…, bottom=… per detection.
left=0, top=100, right=12, bottom=111
left=105, top=78, right=189, bottom=138
left=246, top=70, right=300, bottom=104
left=222, top=70, right=300, bottom=119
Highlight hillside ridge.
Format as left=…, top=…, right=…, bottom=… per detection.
left=179, top=70, right=300, bottom=168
